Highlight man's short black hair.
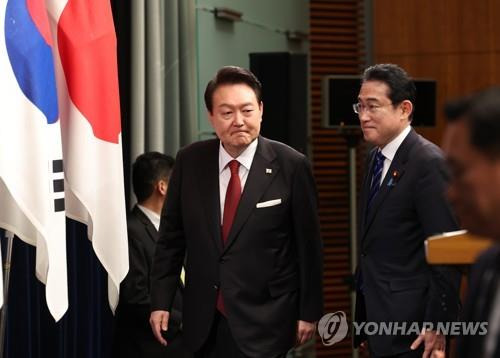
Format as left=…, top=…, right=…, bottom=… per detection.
left=132, top=152, right=175, bottom=203
left=204, top=66, right=262, bottom=113
left=445, top=87, right=500, bottom=160
left=362, top=63, right=417, bottom=119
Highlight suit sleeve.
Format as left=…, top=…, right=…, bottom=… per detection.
left=150, top=150, right=186, bottom=312
left=414, top=156, right=461, bottom=324
left=120, top=226, right=150, bottom=303
left=291, top=157, right=324, bottom=322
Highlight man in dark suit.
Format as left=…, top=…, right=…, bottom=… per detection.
left=114, top=152, right=189, bottom=358
left=353, top=64, right=461, bottom=357
left=442, top=88, right=500, bottom=358
left=149, top=66, right=323, bottom=358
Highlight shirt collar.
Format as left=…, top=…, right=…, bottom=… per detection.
left=137, top=204, right=161, bottom=231
left=380, top=125, right=411, bottom=161
left=219, top=138, right=258, bottom=173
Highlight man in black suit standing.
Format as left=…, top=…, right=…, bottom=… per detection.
left=149, top=66, right=323, bottom=358
left=114, top=152, right=189, bottom=358
left=442, top=88, right=500, bottom=358
left=353, top=64, right=461, bottom=357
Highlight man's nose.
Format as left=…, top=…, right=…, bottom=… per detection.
left=233, top=111, right=244, bottom=126
left=358, top=110, right=370, bottom=122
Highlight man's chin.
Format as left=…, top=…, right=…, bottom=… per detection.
left=222, top=138, right=252, bottom=153
left=362, top=132, right=378, bottom=146
left=232, top=136, right=253, bottom=146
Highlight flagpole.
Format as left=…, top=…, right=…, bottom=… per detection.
left=0, top=230, right=14, bottom=356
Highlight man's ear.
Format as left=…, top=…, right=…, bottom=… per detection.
left=157, top=179, right=168, bottom=196
left=400, top=100, right=413, bottom=119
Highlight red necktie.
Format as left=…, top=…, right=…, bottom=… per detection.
left=222, top=160, right=241, bottom=243
left=217, top=160, right=241, bottom=315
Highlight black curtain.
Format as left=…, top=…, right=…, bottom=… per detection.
left=111, top=0, right=132, bottom=208
left=2, top=220, right=114, bottom=358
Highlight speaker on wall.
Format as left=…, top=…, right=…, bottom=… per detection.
left=249, top=52, right=308, bottom=154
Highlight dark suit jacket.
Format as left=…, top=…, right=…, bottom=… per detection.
left=150, top=136, right=324, bottom=357
left=457, top=244, right=500, bottom=358
left=354, top=128, right=461, bottom=356
left=114, top=206, right=186, bottom=358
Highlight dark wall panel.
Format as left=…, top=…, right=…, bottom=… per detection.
left=250, top=52, right=309, bottom=155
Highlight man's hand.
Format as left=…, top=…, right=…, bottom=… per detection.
left=410, top=329, right=446, bottom=358
left=296, top=320, right=316, bottom=346
left=430, top=350, right=445, bottom=358
left=149, top=310, right=170, bottom=346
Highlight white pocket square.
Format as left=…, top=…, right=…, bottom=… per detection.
left=256, top=199, right=282, bottom=208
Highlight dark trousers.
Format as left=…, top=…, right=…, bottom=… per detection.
left=195, top=312, right=288, bottom=358
left=113, top=303, right=192, bottom=358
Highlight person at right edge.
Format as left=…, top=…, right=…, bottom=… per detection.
left=353, top=64, right=461, bottom=357
left=441, top=88, right=500, bottom=358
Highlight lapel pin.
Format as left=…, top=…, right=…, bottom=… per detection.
left=387, top=170, right=400, bottom=187
left=266, top=168, right=272, bottom=174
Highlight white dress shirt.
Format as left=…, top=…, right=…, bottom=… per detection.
left=218, top=138, right=258, bottom=224
left=378, top=125, right=411, bottom=185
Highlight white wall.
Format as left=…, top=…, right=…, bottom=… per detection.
left=195, top=0, right=309, bottom=138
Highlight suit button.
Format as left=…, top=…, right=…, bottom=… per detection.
left=361, top=252, right=367, bottom=257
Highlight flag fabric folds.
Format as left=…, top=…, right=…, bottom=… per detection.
left=0, top=0, right=68, bottom=320
left=46, top=0, right=128, bottom=313
left=0, top=0, right=128, bottom=317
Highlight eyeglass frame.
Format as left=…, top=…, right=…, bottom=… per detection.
left=352, top=102, right=395, bottom=115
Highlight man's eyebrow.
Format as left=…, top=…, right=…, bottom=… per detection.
left=357, top=96, right=382, bottom=103
left=217, top=102, right=255, bottom=108
left=216, top=103, right=234, bottom=108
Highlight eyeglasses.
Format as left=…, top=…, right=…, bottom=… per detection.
left=353, top=102, right=392, bottom=115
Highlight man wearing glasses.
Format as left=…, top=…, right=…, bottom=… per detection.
left=352, top=64, right=460, bottom=357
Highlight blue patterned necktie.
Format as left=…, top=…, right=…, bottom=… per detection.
left=367, top=150, right=385, bottom=210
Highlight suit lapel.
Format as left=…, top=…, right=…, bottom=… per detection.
left=222, top=137, right=278, bottom=254
left=133, top=205, right=158, bottom=243
left=197, top=140, right=223, bottom=253
left=362, top=129, right=418, bottom=243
